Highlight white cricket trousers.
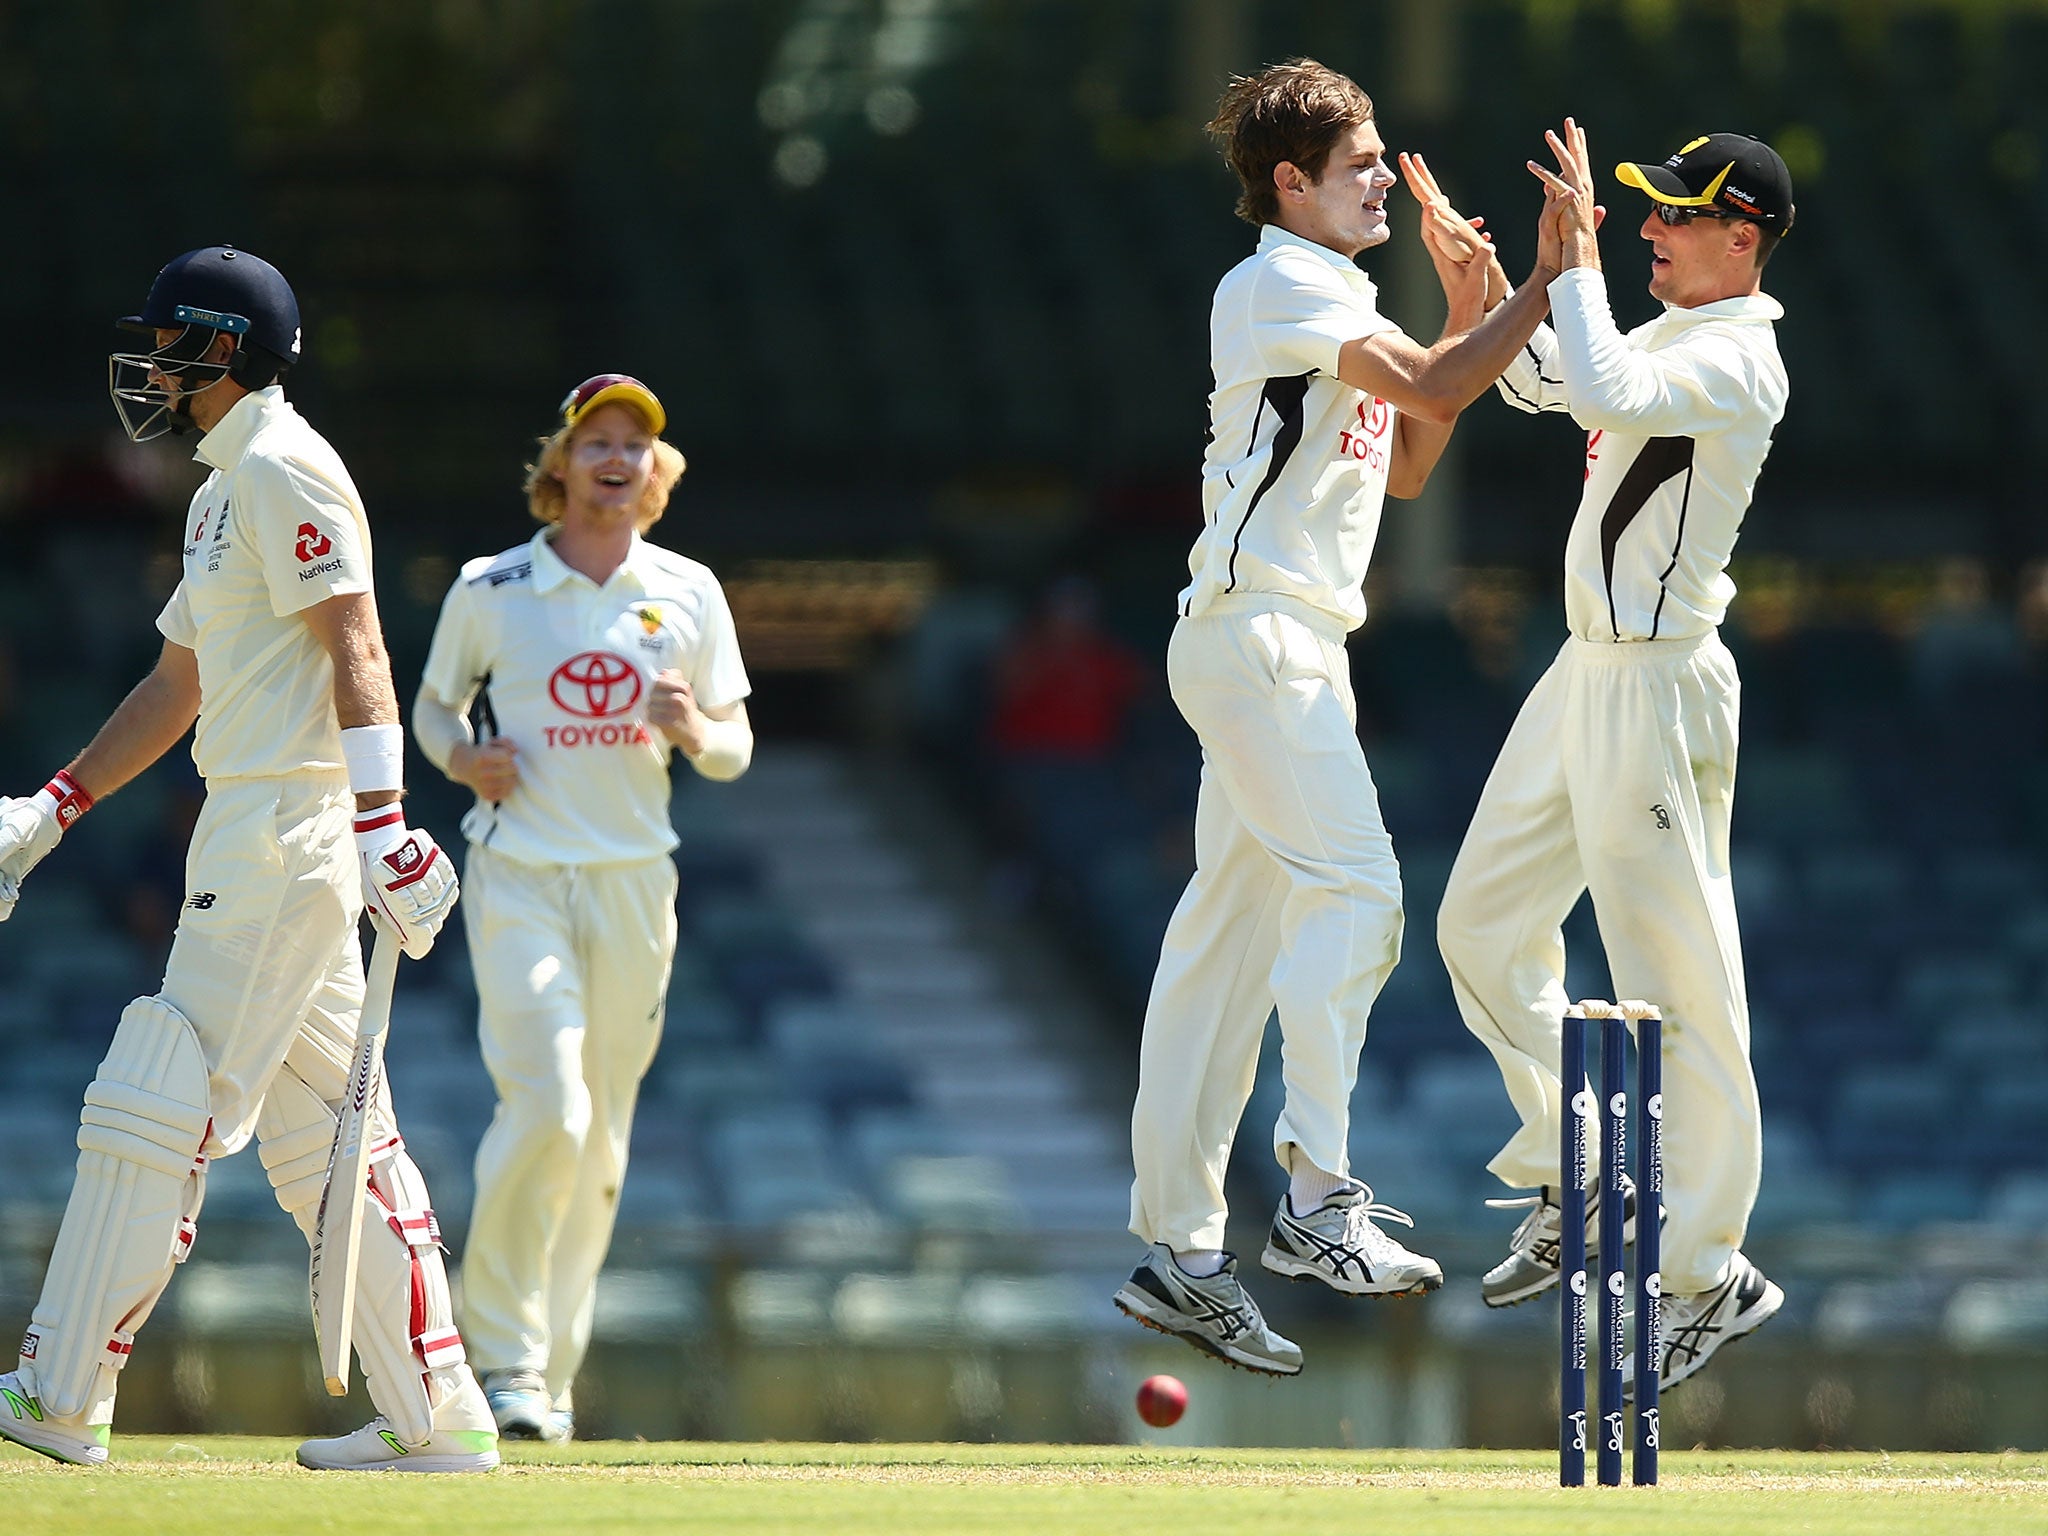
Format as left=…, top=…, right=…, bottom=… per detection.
left=458, top=843, right=677, bottom=1398
left=22, top=775, right=483, bottom=1440
left=1437, top=632, right=1760, bottom=1294
left=1129, top=597, right=1404, bottom=1253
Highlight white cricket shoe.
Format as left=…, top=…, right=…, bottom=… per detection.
left=1262, top=1185, right=1443, bottom=1298
left=1481, top=1175, right=1638, bottom=1309
left=0, top=1372, right=108, bottom=1466
left=296, top=1415, right=500, bottom=1472
left=1626, top=1250, right=1784, bottom=1396
left=482, top=1368, right=568, bottom=1443
left=1113, top=1243, right=1303, bottom=1376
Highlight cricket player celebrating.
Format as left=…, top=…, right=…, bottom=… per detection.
left=0, top=246, right=496, bottom=1470
left=1114, top=60, right=1569, bottom=1375
left=413, top=374, right=751, bottom=1441
left=1436, top=122, right=1794, bottom=1391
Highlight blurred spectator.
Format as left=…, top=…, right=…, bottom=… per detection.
left=987, top=577, right=1145, bottom=762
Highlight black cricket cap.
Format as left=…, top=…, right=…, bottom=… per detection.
left=1615, top=133, right=1795, bottom=232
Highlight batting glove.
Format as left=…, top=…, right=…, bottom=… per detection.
left=354, top=807, right=459, bottom=959
left=0, top=771, right=92, bottom=922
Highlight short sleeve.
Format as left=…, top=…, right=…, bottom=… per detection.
left=688, top=578, right=751, bottom=711
left=156, top=580, right=197, bottom=649
left=421, top=574, right=489, bottom=707
left=247, top=454, right=373, bottom=617
left=1246, top=255, right=1399, bottom=378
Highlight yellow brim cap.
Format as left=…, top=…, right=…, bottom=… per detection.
left=560, top=373, right=666, bottom=435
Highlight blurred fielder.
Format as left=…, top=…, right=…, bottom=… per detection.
left=414, top=374, right=751, bottom=1441
left=0, top=247, right=494, bottom=1470
left=1436, top=122, right=1794, bottom=1391
left=1114, top=59, right=1566, bottom=1375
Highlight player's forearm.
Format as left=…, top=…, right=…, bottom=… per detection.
left=1369, top=271, right=1557, bottom=425
left=1419, top=270, right=1560, bottom=415
left=678, top=703, right=753, bottom=782
left=411, top=687, right=473, bottom=777
left=1559, top=225, right=1602, bottom=273
left=329, top=634, right=399, bottom=731
left=1387, top=413, right=1456, bottom=499
left=66, top=644, right=202, bottom=801
left=302, top=590, right=399, bottom=730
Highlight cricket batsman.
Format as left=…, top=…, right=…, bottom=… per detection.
left=0, top=246, right=497, bottom=1470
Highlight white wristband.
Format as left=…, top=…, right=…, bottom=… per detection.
left=340, top=724, right=405, bottom=795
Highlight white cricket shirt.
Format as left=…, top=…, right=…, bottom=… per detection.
left=420, top=529, right=751, bottom=867
left=1495, top=267, right=1788, bottom=642
left=155, top=386, right=375, bottom=781
left=1182, top=223, right=1402, bottom=632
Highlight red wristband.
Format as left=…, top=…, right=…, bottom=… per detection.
left=41, top=770, right=94, bottom=830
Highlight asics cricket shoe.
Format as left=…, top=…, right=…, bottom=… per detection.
left=482, top=1368, right=566, bottom=1442
left=0, top=1372, right=108, bottom=1466
left=1113, top=1243, right=1303, bottom=1376
left=1262, top=1184, right=1443, bottom=1298
left=296, top=1415, right=499, bottom=1472
left=1626, top=1250, right=1783, bottom=1397
left=1481, top=1174, right=1638, bottom=1309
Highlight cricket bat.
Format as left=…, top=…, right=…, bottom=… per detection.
left=312, top=927, right=401, bottom=1396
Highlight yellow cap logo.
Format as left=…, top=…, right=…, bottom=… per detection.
left=1680, top=136, right=1711, bottom=154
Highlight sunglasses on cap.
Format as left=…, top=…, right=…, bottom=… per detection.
left=558, top=373, right=666, bottom=433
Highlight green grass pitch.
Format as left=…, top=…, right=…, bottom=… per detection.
left=3, top=1441, right=2044, bottom=1534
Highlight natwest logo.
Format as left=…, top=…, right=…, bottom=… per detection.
left=548, top=651, right=643, bottom=718
left=295, top=523, right=333, bottom=562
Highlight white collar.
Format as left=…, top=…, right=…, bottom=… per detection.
left=1658, top=290, right=1784, bottom=326
left=193, top=385, right=289, bottom=470
left=1257, top=224, right=1379, bottom=294
left=530, top=527, right=649, bottom=594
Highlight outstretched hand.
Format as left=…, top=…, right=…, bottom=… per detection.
left=1399, top=151, right=1508, bottom=315
left=1528, top=117, right=1607, bottom=273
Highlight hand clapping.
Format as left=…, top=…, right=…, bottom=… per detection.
left=1527, top=117, right=1607, bottom=273
left=1398, top=151, right=1509, bottom=315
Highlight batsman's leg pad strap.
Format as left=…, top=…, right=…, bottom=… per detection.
left=349, top=1143, right=468, bottom=1440
left=258, top=1068, right=469, bottom=1442
left=385, top=1206, right=443, bottom=1251
left=24, top=996, right=210, bottom=1420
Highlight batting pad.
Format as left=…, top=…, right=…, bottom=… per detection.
left=258, top=1067, right=475, bottom=1443
left=21, top=996, right=210, bottom=1421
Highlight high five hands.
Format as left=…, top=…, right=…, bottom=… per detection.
left=1526, top=117, right=1607, bottom=273
left=1398, top=151, right=1508, bottom=317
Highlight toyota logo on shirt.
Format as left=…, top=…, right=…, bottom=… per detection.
left=548, top=651, right=644, bottom=718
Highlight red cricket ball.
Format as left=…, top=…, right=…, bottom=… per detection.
left=1136, top=1373, right=1187, bottom=1428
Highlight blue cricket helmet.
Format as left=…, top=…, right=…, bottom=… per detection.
left=110, top=245, right=303, bottom=440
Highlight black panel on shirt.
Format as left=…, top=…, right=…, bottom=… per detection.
left=1599, top=436, right=1695, bottom=639
left=1225, top=373, right=1313, bottom=595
